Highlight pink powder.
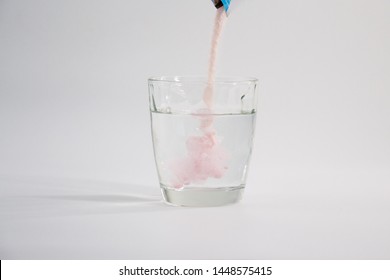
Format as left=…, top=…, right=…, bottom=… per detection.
left=171, top=8, right=228, bottom=189
left=203, top=8, right=227, bottom=109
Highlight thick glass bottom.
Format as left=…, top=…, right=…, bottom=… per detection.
left=160, top=184, right=245, bottom=207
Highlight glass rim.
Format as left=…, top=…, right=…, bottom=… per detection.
left=148, top=76, right=258, bottom=84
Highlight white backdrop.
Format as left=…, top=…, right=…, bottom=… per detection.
left=0, top=0, right=389, bottom=259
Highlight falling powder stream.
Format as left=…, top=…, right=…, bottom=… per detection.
left=204, top=8, right=227, bottom=108
left=171, top=8, right=229, bottom=188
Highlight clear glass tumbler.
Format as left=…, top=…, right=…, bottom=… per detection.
left=148, top=76, right=258, bottom=207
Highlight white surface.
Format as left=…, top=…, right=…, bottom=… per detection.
left=0, top=0, right=389, bottom=259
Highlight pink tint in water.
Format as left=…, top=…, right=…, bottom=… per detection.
left=171, top=111, right=229, bottom=188
left=171, top=9, right=228, bottom=189
left=170, top=130, right=229, bottom=188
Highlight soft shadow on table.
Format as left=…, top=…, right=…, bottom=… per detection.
left=42, top=194, right=157, bottom=203
left=0, top=176, right=178, bottom=219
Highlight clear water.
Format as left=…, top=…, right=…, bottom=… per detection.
left=151, top=111, right=256, bottom=192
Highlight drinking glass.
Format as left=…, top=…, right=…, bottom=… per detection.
left=148, top=76, right=258, bottom=206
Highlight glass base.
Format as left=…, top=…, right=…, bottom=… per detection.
left=161, top=184, right=245, bottom=207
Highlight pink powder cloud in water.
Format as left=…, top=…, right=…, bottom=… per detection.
left=170, top=9, right=229, bottom=189
left=170, top=113, right=229, bottom=189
